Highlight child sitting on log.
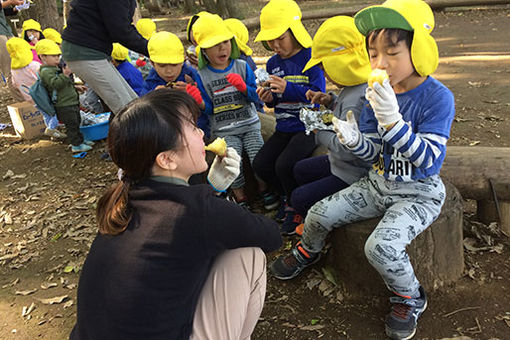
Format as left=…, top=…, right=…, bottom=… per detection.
left=271, top=1, right=455, bottom=339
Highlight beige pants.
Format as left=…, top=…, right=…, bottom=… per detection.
left=191, top=247, right=267, bottom=340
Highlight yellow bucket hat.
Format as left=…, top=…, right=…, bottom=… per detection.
left=42, top=28, right=62, bottom=44
left=35, top=39, right=62, bottom=56
left=111, top=43, right=129, bottom=61
left=6, top=37, right=33, bottom=69
left=303, top=16, right=371, bottom=86
left=192, top=14, right=240, bottom=69
left=186, top=11, right=211, bottom=43
left=224, top=18, right=253, bottom=56
left=148, top=31, right=184, bottom=64
left=136, top=18, right=156, bottom=40
left=21, top=19, right=42, bottom=36
left=254, top=0, right=312, bottom=50
left=354, top=0, right=438, bottom=76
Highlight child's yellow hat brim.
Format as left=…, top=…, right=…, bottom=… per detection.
left=6, top=37, right=33, bottom=69
left=148, top=31, right=184, bottom=64
left=354, top=0, right=438, bottom=76
left=224, top=18, right=253, bottom=56
left=302, top=16, right=371, bottom=86
left=254, top=0, right=312, bottom=50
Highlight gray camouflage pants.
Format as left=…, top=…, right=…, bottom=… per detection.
left=301, top=170, right=445, bottom=296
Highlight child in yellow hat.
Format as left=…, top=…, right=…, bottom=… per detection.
left=274, top=1, right=455, bottom=339
left=143, top=31, right=207, bottom=135
left=21, top=19, right=44, bottom=64
left=36, top=39, right=94, bottom=152
left=268, top=16, right=373, bottom=236
left=192, top=14, right=278, bottom=209
left=185, top=11, right=211, bottom=68
left=6, top=37, right=65, bottom=138
left=131, top=18, right=156, bottom=78
left=111, top=43, right=144, bottom=96
left=42, top=28, right=62, bottom=45
left=252, top=0, right=326, bottom=228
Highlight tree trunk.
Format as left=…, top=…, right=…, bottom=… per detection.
left=144, top=0, right=162, bottom=15
left=20, top=0, right=61, bottom=32
left=224, top=0, right=242, bottom=18
left=132, top=1, right=142, bottom=24
left=183, top=0, right=196, bottom=12
left=201, top=0, right=216, bottom=14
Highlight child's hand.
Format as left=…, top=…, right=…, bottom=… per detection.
left=74, top=85, right=87, bottom=93
left=332, top=111, right=360, bottom=147
left=155, top=85, right=166, bottom=90
left=226, top=73, right=247, bottom=93
left=306, top=90, right=332, bottom=106
left=256, top=87, right=274, bottom=103
left=269, top=75, right=287, bottom=94
left=365, top=79, right=402, bottom=127
left=186, top=83, right=205, bottom=109
left=172, top=81, right=187, bottom=91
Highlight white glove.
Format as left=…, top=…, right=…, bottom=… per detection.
left=207, top=147, right=241, bottom=192
left=365, top=78, right=402, bottom=126
left=332, top=111, right=360, bottom=147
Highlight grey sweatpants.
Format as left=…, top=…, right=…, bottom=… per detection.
left=301, top=170, right=445, bottom=296
left=223, top=129, right=265, bottom=189
left=66, top=59, right=138, bottom=115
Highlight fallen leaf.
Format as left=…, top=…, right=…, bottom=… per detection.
left=15, top=289, right=37, bottom=296
left=40, top=282, right=58, bottom=290
left=37, top=295, right=68, bottom=305
left=63, top=300, right=74, bottom=309
left=21, top=302, right=36, bottom=317
left=300, top=324, right=325, bottom=331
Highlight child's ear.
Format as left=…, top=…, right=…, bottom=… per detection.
left=155, top=150, right=178, bottom=171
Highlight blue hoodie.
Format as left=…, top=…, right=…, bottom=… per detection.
left=116, top=61, right=144, bottom=96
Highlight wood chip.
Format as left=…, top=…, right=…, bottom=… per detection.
left=37, top=295, right=68, bottom=305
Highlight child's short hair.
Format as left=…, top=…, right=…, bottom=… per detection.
left=366, top=28, right=413, bottom=52
left=254, top=0, right=312, bottom=51
left=354, top=0, right=438, bottom=76
left=302, top=16, right=371, bottom=86
left=148, top=32, right=185, bottom=64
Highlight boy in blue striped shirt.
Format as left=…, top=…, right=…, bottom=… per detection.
left=271, top=1, right=455, bottom=339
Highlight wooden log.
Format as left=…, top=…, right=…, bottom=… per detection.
left=477, top=199, right=510, bottom=236
left=325, top=180, right=464, bottom=297
left=441, top=146, right=510, bottom=201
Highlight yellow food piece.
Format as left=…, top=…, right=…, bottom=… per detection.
left=321, top=113, right=334, bottom=124
left=204, top=137, right=227, bottom=156
left=368, top=69, right=389, bottom=88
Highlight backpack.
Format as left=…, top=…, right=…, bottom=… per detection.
left=26, top=73, right=57, bottom=116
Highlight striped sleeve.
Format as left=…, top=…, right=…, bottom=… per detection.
left=382, top=120, right=447, bottom=170
left=348, top=132, right=382, bottom=164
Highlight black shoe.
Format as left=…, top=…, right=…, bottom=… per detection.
left=261, top=191, right=279, bottom=210
left=270, top=242, right=320, bottom=280
left=385, top=286, right=428, bottom=340
left=274, top=197, right=288, bottom=222
left=280, top=210, right=303, bottom=235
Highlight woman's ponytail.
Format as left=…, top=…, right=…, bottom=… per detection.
left=96, top=180, right=132, bottom=235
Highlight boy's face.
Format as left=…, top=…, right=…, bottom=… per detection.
left=204, top=40, right=231, bottom=69
left=40, top=54, right=60, bottom=67
left=267, top=30, right=301, bottom=59
left=367, top=31, right=417, bottom=91
left=152, top=62, right=184, bottom=82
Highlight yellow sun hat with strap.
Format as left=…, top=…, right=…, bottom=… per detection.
left=303, top=16, right=371, bottom=86
left=6, top=37, right=33, bottom=69
left=22, top=19, right=42, bottom=35
left=35, top=39, right=62, bottom=56
left=136, top=18, right=157, bottom=40
left=186, top=11, right=211, bottom=43
left=354, top=0, right=438, bottom=76
left=42, top=28, right=62, bottom=44
left=224, top=18, right=253, bottom=56
left=111, top=43, right=129, bottom=61
left=254, top=0, right=312, bottom=50
left=148, top=31, right=184, bottom=64
left=192, top=14, right=240, bottom=69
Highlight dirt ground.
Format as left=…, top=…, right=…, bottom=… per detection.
left=1, top=5, right=510, bottom=340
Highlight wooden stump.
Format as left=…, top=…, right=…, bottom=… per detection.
left=477, top=199, right=510, bottom=236
left=325, top=180, right=464, bottom=297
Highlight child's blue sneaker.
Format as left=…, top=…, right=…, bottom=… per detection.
left=385, top=286, right=427, bottom=340
left=270, top=242, right=320, bottom=280
left=280, top=210, right=303, bottom=235
left=71, top=143, right=93, bottom=153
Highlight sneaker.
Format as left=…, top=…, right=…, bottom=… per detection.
left=295, top=223, right=305, bottom=236
left=261, top=191, right=279, bottom=210
left=84, top=140, right=95, bottom=146
left=280, top=210, right=303, bottom=235
left=44, top=128, right=67, bottom=139
left=385, top=286, right=428, bottom=340
left=274, top=197, right=288, bottom=222
left=270, top=242, right=320, bottom=280
left=71, top=143, right=93, bottom=153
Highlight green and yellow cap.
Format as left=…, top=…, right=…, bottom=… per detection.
left=354, top=0, right=438, bottom=76
left=303, top=16, right=370, bottom=86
